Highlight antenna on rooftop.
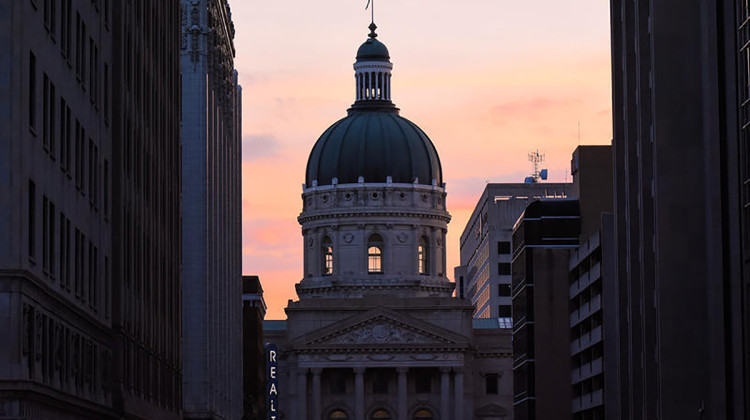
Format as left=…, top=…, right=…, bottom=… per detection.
left=524, top=149, right=547, bottom=183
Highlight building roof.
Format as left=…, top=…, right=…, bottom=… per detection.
left=305, top=111, right=443, bottom=187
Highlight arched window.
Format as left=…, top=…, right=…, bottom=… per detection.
left=413, top=409, right=433, bottom=419
left=328, top=409, right=348, bottom=419
left=322, top=236, right=333, bottom=275
left=418, top=236, right=430, bottom=275
left=371, top=409, right=392, bottom=419
left=368, top=233, right=384, bottom=274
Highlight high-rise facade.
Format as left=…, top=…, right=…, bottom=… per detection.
left=242, top=276, right=266, bottom=420
left=0, top=0, right=115, bottom=417
left=457, top=183, right=569, bottom=320
left=111, top=1, right=183, bottom=418
left=611, top=0, right=746, bottom=418
left=179, top=1, right=243, bottom=419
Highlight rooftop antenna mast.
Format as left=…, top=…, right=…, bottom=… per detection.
left=524, top=149, right=548, bottom=183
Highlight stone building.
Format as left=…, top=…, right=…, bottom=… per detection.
left=265, top=23, right=512, bottom=420
left=0, top=0, right=115, bottom=417
left=0, top=0, right=183, bottom=419
left=110, top=1, right=183, bottom=418
left=180, top=1, right=243, bottom=419
left=243, top=276, right=267, bottom=420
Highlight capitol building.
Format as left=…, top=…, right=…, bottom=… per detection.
left=265, top=23, right=512, bottom=420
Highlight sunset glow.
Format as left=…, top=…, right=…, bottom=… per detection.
left=233, top=0, right=613, bottom=319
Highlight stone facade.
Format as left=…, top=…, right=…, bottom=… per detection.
left=180, top=1, right=243, bottom=419
left=265, top=24, right=513, bottom=420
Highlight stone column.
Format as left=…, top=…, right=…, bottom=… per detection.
left=453, top=368, right=464, bottom=420
left=397, top=367, right=408, bottom=420
left=440, top=367, right=451, bottom=418
left=298, top=368, right=308, bottom=420
left=312, top=368, right=322, bottom=420
left=355, top=367, right=365, bottom=420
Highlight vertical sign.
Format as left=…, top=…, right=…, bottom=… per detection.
left=266, top=343, right=279, bottom=420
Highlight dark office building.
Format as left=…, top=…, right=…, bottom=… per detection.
left=611, top=0, right=747, bottom=418
left=511, top=200, right=580, bottom=420
left=110, top=1, right=183, bottom=418
left=0, top=1, right=115, bottom=418
left=242, top=276, right=266, bottom=420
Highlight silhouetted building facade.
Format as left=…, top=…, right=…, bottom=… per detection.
left=611, top=0, right=747, bottom=418
left=111, top=1, right=183, bottom=418
left=511, top=200, right=580, bottom=420
left=457, top=183, right=569, bottom=320
left=567, top=145, right=614, bottom=420
left=242, top=276, right=266, bottom=420
left=0, top=1, right=115, bottom=417
left=180, top=1, right=243, bottom=419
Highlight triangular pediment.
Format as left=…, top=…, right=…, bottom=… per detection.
left=294, top=307, right=469, bottom=348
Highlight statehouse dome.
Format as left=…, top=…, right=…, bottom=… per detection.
left=305, top=24, right=443, bottom=188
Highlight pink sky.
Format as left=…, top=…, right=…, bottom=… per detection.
left=232, top=0, right=613, bottom=319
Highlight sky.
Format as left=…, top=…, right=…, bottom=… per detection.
left=231, top=0, right=613, bottom=319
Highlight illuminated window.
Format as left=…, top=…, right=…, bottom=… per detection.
left=368, top=233, right=383, bottom=274
left=418, top=236, right=429, bottom=275
left=328, top=410, right=348, bottom=419
left=322, top=236, right=333, bottom=275
left=372, top=409, right=391, bottom=419
left=413, top=409, right=433, bottom=419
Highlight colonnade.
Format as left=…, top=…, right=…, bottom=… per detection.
left=355, top=71, right=392, bottom=101
left=294, top=365, right=465, bottom=420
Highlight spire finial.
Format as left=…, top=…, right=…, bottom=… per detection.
left=366, top=0, right=375, bottom=25
left=368, top=22, right=378, bottom=38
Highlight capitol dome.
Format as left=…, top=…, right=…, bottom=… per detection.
left=305, top=23, right=443, bottom=188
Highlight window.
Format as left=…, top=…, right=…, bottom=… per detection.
left=498, top=241, right=511, bottom=254
left=43, top=0, right=56, bottom=36
left=75, top=120, right=85, bottom=192
left=104, top=63, right=110, bottom=121
left=104, top=160, right=109, bottom=218
left=418, top=236, right=429, bottom=275
left=329, top=371, right=346, bottom=394
left=60, top=98, right=71, bottom=174
left=415, top=372, right=431, bottom=394
left=42, top=197, right=55, bottom=275
left=74, top=228, right=84, bottom=298
left=75, top=13, right=86, bottom=82
left=29, top=51, right=36, bottom=131
left=322, top=236, right=333, bottom=275
left=28, top=180, right=36, bottom=260
left=42, top=73, right=56, bottom=155
left=498, top=262, right=511, bottom=275
left=371, top=409, right=391, bottom=419
left=328, top=410, right=348, bottom=419
left=59, top=213, right=70, bottom=289
left=413, top=409, right=433, bottom=419
left=104, top=256, right=110, bottom=317
left=498, top=283, right=511, bottom=297
left=89, top=138, right=98, bottom=207
left=89, top=38, right=98, bottom=104
left=60, top=0, right=71, bottom=58
left=368, top=234, right=384, bottom=274
left=485, top=373, right=499, bottom=394
left=372, top=370, right=388, bottom=394
left=498, top=304, right=512, bottom=318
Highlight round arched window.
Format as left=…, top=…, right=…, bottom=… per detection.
left=371, top=409, right=391, bottom=419
left=367, top=233, right=384, bottom=274
left=328, top=409, right=348, bottom=419
left=413, top=409, right=433, bottom=419
left=418, top=236, right=430, bottom=275
left=322, top=236, right=333, bottom=275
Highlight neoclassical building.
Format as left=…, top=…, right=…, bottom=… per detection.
left=265, top=23, right=512, bottom=420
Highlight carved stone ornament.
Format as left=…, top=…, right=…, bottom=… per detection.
left=325, top=321, right=442, bottom=345
left=344, top=233, right=355, bottom=243
left=308, top=237, right=314, bottom=247
left=397, top=233, right=408, bottom=243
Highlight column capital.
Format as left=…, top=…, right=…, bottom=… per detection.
left=452, top=366, right=465, bottom=374
left=353, top=366, right=366, bottom=374
left=396, top=367, right=409, bottom=374
left=311, top=367, right=323, bottom=375
left=440, top=367, right=452, bottom=374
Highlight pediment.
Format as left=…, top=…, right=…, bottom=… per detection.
left=294, top=308, right=469, bottom=348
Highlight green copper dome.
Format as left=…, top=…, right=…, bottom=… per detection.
left=305, top=110, right=443, bottom=187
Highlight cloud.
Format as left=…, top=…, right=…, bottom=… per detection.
left=488, top=97, right=582, bottom=126
left=242, top=134, right=282, bottom=162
